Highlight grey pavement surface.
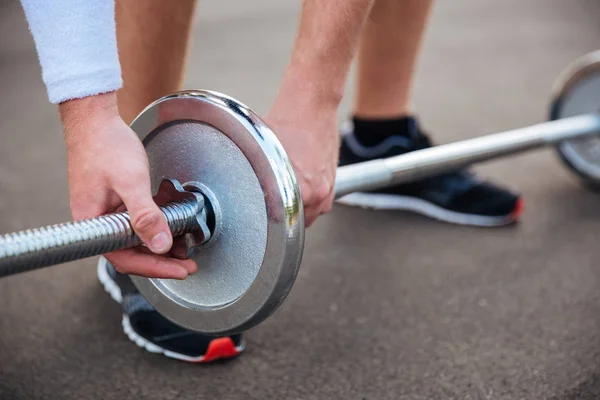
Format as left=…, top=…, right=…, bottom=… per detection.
left=2, top=0, right=600, bottom=399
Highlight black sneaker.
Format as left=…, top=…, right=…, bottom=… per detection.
left=337, top=118, right=524, bottom=227
left=97, top=257, right=245, bottom=363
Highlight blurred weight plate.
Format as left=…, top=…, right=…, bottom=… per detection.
left=129, top=91, right=304, bottom=335
left=552, top=50, right=600, bottom=187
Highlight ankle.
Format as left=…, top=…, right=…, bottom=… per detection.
left=351, top=115, right=420, bottom=146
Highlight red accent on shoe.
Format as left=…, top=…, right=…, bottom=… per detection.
left=201, top=337, right=240, bottom=363
left=511, top=197, right=525, bottom=220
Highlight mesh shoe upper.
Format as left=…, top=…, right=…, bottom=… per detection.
left=104, top=260, right=243, bottom=360
left=123, top=292, right=243, bottom=358
left=338, top=121, right=521, bottom=218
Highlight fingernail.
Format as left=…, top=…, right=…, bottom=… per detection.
left=175, top=267, right=189, bottom=280
left=185, top=262, right=198, bottom=275
left=150, top=232, right=171, bottom=253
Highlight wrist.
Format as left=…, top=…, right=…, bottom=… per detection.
left=59, top=92, right=120, bottom=148
left=276, top=66, right=344, bottom=114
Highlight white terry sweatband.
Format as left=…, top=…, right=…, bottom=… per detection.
left=19, top=0, right=122, bottom=104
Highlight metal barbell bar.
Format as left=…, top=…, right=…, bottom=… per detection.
left=1, top=112, right=599, bottom=278
left=0, top=178, right=212, bottom=277
left=334, top=113, right=600, bottom=197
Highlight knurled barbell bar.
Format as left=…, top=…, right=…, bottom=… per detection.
left=2, top=51, right=600, bottom=336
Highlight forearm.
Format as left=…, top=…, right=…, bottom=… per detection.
left=20, top=0, right=122, bottom=104
left=278, top=0, right=375, bottom=108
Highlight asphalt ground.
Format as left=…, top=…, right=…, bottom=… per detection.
left=2, top=0, right=600, bottom=399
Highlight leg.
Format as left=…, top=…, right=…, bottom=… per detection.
left=354, top=0, right=432, bottom=118
left=338, top=0, right=523, bottom=226
left=101, top=1, right=245, bottom=363
left=115, top=0, right=197, bottom=124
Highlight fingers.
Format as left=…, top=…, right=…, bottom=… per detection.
left=116, top=175, right=173, bottom=255
left=321, top=186, right=336, bottom=215
left=169, top=236, right=193, bottom=260
left=304, top=208, right=319, bottom=228
left=303, top=181, right=335, bottom=228
left=105, top=249, right=197, bottom=279
left=134, top=245, right=197, bottom=274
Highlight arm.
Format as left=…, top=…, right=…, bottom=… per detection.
left=19, top=0, right=195, bottom=279
left=278, top=0, right=374, bottom=108
left=267, top=0, right=375, bottom=226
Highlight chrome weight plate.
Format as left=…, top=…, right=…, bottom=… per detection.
left=129, top=91, right=304, bottom=335
left=552, top=51, right=600, bottom=187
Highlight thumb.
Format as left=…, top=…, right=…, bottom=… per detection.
left=118, top=181, right=173, bottom=254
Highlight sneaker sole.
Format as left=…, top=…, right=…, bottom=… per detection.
left=336, top=193, right=523, bottom=227
left=97, top=258, right=245, bottom=363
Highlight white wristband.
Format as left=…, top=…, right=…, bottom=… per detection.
left=20, top=0, right=122, bottom=104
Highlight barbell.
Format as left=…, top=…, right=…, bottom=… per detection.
left=2, top=51, right=600, bottom=336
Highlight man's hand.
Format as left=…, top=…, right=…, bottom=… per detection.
left=267, top=0, right=375, bottom=227
left=265, top=95, right=339, bottom=227
left=60, top=92, right=197, bottom=279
